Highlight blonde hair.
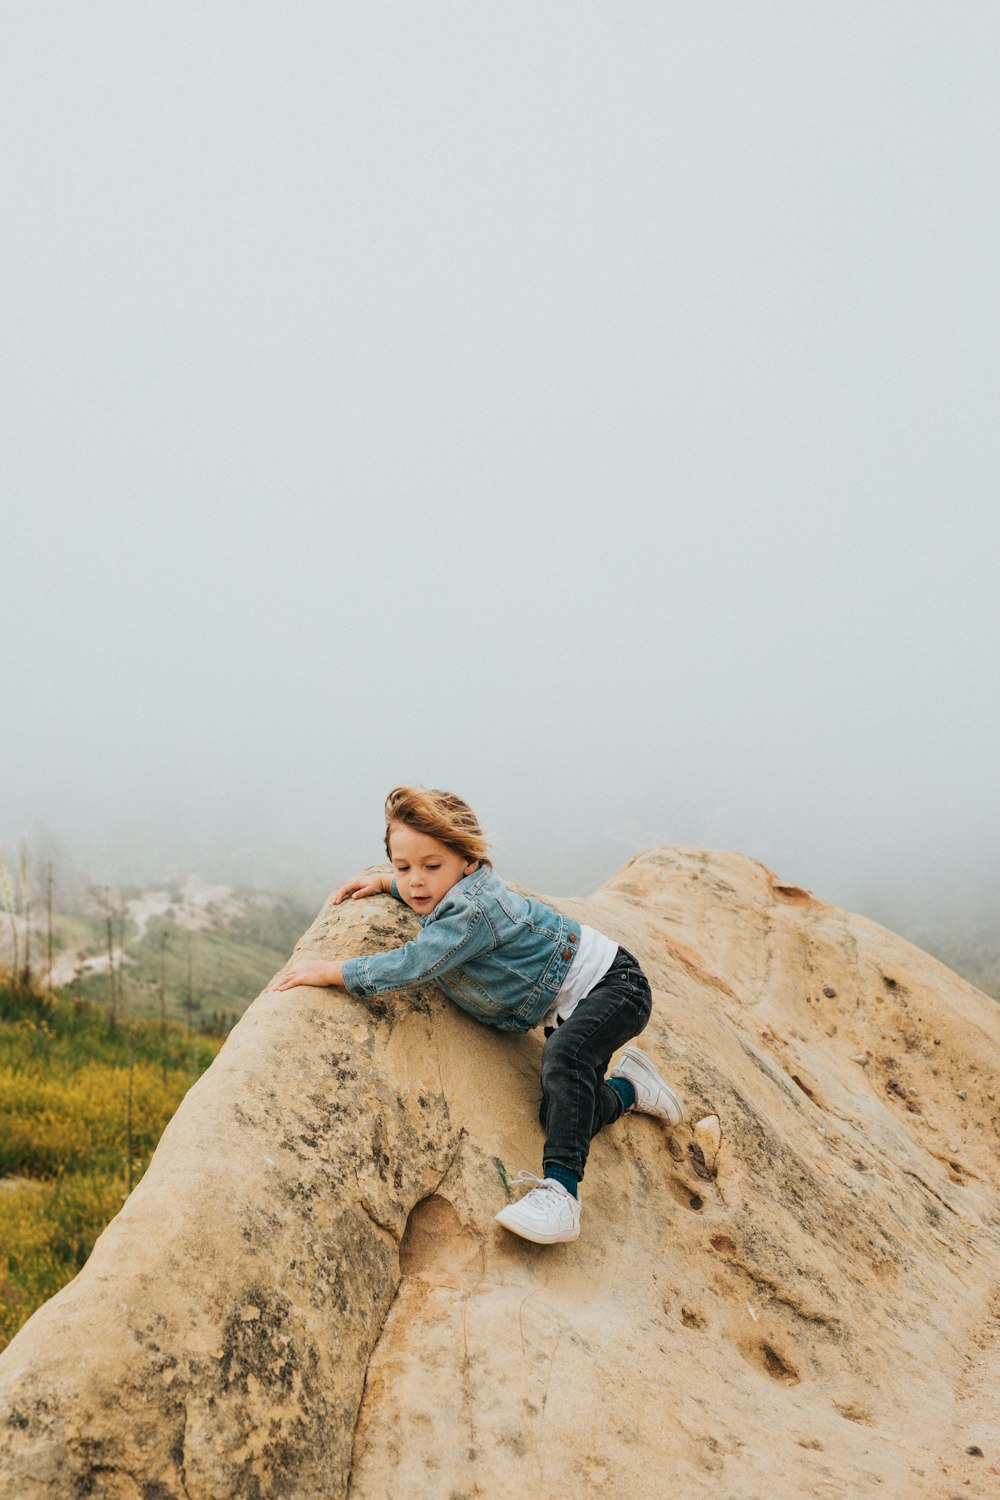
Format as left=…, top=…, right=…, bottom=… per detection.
left=384, top=786, right=492, bottom=867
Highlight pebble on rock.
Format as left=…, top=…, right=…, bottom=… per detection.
left=693, top=1114, right=722, bottom=1174
left=822, top=985, right=836, bottom=998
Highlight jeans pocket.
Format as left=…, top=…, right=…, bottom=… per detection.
left=628, top=971, right=652, bottom=1027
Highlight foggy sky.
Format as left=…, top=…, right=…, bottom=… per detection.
left=3, top=4, right=999, bottom=920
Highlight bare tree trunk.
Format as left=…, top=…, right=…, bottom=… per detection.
left=123, top=959, right=135, bottom=1197
left=0, top=857, right=19, bottom=987
left=107, top=908, right=117, bottom=1028
left=92, top=888, right=120, bottom=1032
left=126, top=1045, right=135, bottom=1194
left=186, top=932, right=194, bottom=1041
left=159, top=928, right=170, bottom=1085
left=46, top=861, right=54, bottom=1001
left=19, top=842, right=31, bottom=990
left=116, top=898, right=127, bottom=1024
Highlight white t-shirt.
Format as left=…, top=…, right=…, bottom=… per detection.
left=540, top=924, right=619, bottom=1031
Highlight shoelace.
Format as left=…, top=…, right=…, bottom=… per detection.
left=509, top=1169, right=579, bottom=1200
left=510, top=1169, right=552, bottom=1192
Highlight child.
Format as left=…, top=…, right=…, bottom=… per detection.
left=274, top=787, right=683, bottom=1244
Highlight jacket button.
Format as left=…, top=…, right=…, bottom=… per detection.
left=568, top=933, right=577, bottom=943
left=561, top=949, right=571, bottom=961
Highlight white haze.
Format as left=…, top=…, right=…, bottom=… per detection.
left=2, top=4, right=998, bottom=928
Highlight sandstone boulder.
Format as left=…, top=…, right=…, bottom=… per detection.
left=1, top=848, right=999, bottom=1498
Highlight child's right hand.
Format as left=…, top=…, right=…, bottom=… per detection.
left=331, top=872, right=389, bottom=904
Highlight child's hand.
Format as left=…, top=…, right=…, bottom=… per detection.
left=331, top=872, right=388, bottom=904
left=274, top=959, right=343, bottom=992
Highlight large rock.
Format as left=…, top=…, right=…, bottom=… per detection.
left=1, top=849, right=999, bottom=1499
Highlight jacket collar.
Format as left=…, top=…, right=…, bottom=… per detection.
left=419, top=863, right=496, bottom=924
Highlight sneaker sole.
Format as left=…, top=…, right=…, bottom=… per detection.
left=495, top=1209, right=580, bottom=1245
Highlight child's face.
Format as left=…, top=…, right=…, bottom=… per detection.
left=388, top=821, right=477, bottom=915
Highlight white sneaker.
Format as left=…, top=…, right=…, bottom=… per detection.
left=611, top=1047, right=684, bottom=1125
left=495, top=1171, right=581, bottom=1244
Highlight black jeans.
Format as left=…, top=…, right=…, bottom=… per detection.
left=538, top=946, right=652, bottom=1180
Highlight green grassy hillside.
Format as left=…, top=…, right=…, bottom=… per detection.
left=0, top=981, right=224, bottom=1352
left=51, top=887, right=313, bottom=1028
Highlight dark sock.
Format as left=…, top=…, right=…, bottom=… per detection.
left=544, top=1162, right=580, bottom=1198
left=608, top=1076, right=637, bottom=1112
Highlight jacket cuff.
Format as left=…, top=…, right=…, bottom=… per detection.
left=340, top=956, right=370, bottom=996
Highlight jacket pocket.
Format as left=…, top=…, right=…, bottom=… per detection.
left=440, top=971, right=506, bottom=1021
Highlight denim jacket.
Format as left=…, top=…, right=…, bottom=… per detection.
left=340, top=865, right=583, bottom=1033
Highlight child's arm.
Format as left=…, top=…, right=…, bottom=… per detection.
left=274, top=958, right=346, bottom=992
left=276, top=890, right=494, bottom=999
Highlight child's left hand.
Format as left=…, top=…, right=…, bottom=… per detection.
left=274, top=959, right=343, bottom=992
